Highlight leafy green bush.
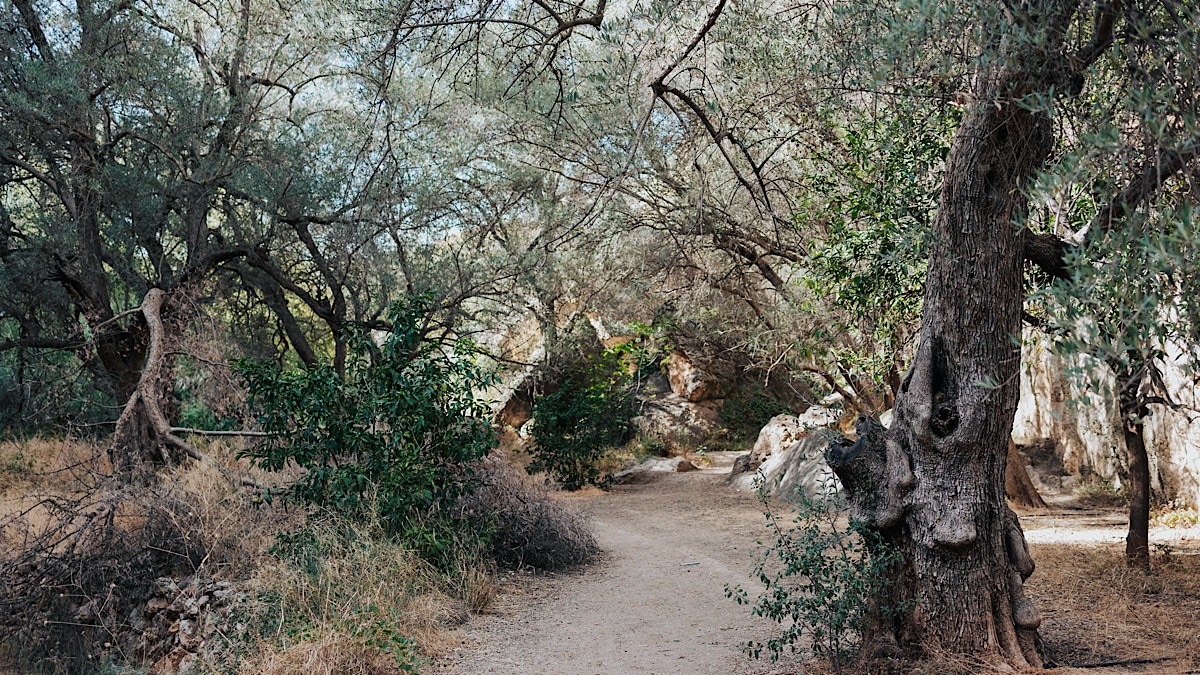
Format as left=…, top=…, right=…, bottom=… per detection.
left=727, top=477, right=901, bottom=670
left=237, top=295, right=497, bottom=563
left=527, top=346, right=636, bottom=490
left=719, top=392, right=793, bottom=445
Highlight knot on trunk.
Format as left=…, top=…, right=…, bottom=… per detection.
left=930, top=509, right=977, bottom=548
left=826, top=415, right=914, bottom=529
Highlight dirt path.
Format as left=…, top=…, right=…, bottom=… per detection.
left=437, top=453, right=807, bottom=675
left=436, top=455, right=1200, bottom=675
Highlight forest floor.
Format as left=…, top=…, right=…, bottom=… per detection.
left=435, top=452, right=1200, bottom=675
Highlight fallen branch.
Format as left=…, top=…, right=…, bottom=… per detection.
left=171, top=427, right=271, bottom=437
left=1068, top=657, right=1175, bottom=669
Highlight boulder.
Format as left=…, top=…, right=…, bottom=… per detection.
left=729, top=411, right=841, bottom=500
left=630, top=373, right=723, bottom=444
left=612, top=456, right=700, bottom=484
left=665, top=350, right=733, bottom=402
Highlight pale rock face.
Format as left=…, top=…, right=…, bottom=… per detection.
left=729, top=412, right=841, bottom=500
left=1013, top=330, right=1200, bottom=508
left=630, top=395, right=724, bottom=442
left=1143, top=340, right=1200, bottom=507
left=664, top=350, right=732, bottom=402
left=611, top=456, right=699, bottom=484
left=1013, top=335, right=1124, bottom=480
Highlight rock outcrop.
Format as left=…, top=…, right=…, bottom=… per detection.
left=729, top=410, right=841, bottom=500
left=630, top=373, right=724, bottom=444
left=1014, top=331, right=1200, bottom=508
left=130, top=576, right=244, bottom=673
left=664, top=350, right=734, bottom=402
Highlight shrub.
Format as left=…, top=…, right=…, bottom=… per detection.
left=726, top=476, right=901, bottom=670
left=460, top=455, right=598, bottom=571
left=527, top=347, right=636, bottom=490
left=237, top=295, right=497, bottom=563
left=719, top=392, right=794, bottom=445
left=1073, top=478, right=1126, bottom=508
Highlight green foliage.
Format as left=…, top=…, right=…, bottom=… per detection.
left=344, top=607, right=420, bottom=672
left=804, top=111, right=949, bottom=329
left=727, top=478, right=901, bottom=669
left=719, top=393, right=792, bottom=445
left=237, top=295, right=498, bottom=562
left=794, top=107, right=954, bottom=402
left=177, top=401, right=238, bottom=432
left=1037, top=204, right=1200, bottom=388
left=0, top=324, right=117, bottom=435
left=527, top=345, right=636, bottom=490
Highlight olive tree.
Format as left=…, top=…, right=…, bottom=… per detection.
left=489, top=0, right=1200, bottom=665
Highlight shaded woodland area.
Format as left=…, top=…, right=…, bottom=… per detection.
left=2, top=0, right=1200, bottom=672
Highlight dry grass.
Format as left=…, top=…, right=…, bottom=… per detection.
left=1, top=436, right=501, bottom=673
left=242, top=510, right=482, bottom=661
left=1028, top=544, right=1200, bottom=673
left=1071, top=479, right=1127, bottom=508
left=241, top=632, right=409, bottom=675
left=0, top=436, right=301, bottom=673
left=1152, top=507, right=1200, bottom=529
left=769, top=541, right=1200, bottom=675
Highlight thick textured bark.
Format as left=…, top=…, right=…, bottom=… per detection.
left=1006, top=437, right=1047, bottom=509
left=828, top=68, right=1053, bottom=666
left=1115, top=364, right=1151, bottom=570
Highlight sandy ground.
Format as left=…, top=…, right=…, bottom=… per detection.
left=436, top=454, right=1200, bottom=675
left=436, top=452, right=810, bottom=675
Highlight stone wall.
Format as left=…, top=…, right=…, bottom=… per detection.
left=1013, top=331, right=1200, bottom=508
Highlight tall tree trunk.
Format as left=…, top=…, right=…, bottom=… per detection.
left=1115, top=362, right=1151, bottom=571
left=828, top=68, right=1053, bottom=666
left=1006, top=437, right=1048, bottom=509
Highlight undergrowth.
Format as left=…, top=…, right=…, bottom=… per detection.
left=1, top=432, right=598, bottom=673
left=230, top=503, right=481, bottom=674
left=1072, top=478, right=1126, bottom=507
left=727, top=475, right=900, bottom=672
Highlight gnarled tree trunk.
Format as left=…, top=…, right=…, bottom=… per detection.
left=109, top=289, right=205, bottom=477
left=827, top=67, right=1053, bottom=666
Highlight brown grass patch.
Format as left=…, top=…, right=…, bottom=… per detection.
left=1028, top=544, right=1200, bottom=672
left=241, top=632, right=409, bottom=675
left=0, top=437, right=300, bottom=672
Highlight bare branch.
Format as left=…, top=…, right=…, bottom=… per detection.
left=1080, top=141, right=1200, bottom=244
left=171, top=427, right=270, bottom=437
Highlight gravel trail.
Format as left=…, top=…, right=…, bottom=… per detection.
left=437, top=453, right=806, bottom=675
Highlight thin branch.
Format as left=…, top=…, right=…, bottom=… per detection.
left=0, top=337, right=82, bottom=352
left=797, top=364, right=867, bottom=414
left=1069, top=1, right=1122, bottom=74
left=171, top=427, right=270, bottom=437
left=1079, top=141, right=1200, bottom=244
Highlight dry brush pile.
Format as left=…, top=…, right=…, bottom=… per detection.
left=0, top=438, right=598, bottom=674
